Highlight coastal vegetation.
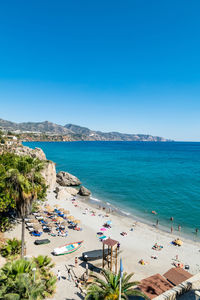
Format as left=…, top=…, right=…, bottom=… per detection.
left=0, top=153, right=47, bottom=257
left=85, top=268, right=148, bottom=300
left=0, top=255, right=56, bottom=299
left=0, top=238, right=21, bottom=259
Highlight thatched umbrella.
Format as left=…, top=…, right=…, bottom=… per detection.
left=63, top=210, right=70, bottom=215
left=67, top=216, right=75, bottom=221
left=54, top=204, right=59, bottom=208
left=59, top=208, right=65, bottom=212
left=34, top=224, right=41, bottom=231
left=74, top=219, right=80, bottom=224
left=30, top=219, right=38, bottom=224
left=57, top=217, right=64, bottom=223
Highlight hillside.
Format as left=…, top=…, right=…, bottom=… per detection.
left=0, top=118, right=170, bottom=142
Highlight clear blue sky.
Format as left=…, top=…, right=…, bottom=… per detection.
left=0, top=0, right=200, bottom=141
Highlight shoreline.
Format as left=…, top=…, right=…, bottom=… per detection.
left=77, top=194, right=200, bottom=246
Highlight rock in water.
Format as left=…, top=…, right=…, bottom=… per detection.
left=56, top=171, right=81, bottom=186
left=78, top=186, right=91, bottom=196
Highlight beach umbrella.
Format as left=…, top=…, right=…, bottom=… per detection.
left=54, top=204, right=59, bottom=208
left=30, top=219, right=38, bottom=223
left=175, top=239, right=183, bottom=246
left=63, top=210, right=70, bottom=215
left=60, top=221, right=67, bottom=225
left=100, top=228, right=107, bottom=231
left=34, top=225, right=41, bottom=231
left=67, top=216, right=75, bottom=221
left=106, top=221, right=112, bottom=225
left=74, top=219, right=80, bottom=224
left=59, top=208, right=65, bottom=212
left=56, top=217, right=63, bottom=222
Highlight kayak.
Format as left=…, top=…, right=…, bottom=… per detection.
left=34, top=239, right=50, bottom=245
left=53, top=241, right=83, bottom=256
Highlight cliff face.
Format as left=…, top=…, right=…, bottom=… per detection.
left=41, top=161, right=56, bottom=189
left=9, top=145, right=47, bottom=160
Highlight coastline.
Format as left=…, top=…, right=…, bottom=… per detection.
left=5, top=186, right=200, bottom=300
left=22, top=142, right=200, bottom=240
left=78, top=194, right=200, bottom=245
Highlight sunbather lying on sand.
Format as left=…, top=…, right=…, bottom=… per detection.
left=152, top=243, right=163, bottom=251
left=120, top=232, right=127, bottom=236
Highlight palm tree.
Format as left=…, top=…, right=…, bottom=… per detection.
left=0, top=238, right=21, bottom=258
left=0, top=256, right=56, bottom=299
left=0, top=259, right=45, bottom=300
left=85, top=268, right=148, bottom=300
left=4, top=155, right=46, bottom=258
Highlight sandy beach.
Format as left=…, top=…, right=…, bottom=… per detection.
left=4, top=188, right=200, bottom=300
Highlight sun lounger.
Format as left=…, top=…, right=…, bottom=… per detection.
left=31, top=231, right=42, bottom=237
left=25, top=218, right=31, bottom=222
left=35, top=216, right=43, bottom=220
left=26, top=222, right=34, bottom=227
left=40, top=220, right=48, bottom=224
left=28, top=227, right=34, bottom=232
left=43, top=227, right=51, bottom=233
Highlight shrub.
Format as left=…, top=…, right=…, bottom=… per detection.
left=0, top=238, right=21, bottom=258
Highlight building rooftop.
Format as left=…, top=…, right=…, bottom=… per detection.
left=163, top=267, right=192, bottom=286
left=139, top=273, right=173, bottom=299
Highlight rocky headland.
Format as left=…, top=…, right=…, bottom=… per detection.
left=2, top=144, right=91, bottom=198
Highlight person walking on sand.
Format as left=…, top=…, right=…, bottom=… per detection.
left=57, top=270, right=61, bottom=281
left=75, top=256, right=78, bottom=268
left=76, top=279, right=83, bottom=293
left=68, top=268, right=71, bottom=281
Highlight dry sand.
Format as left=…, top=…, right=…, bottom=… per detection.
left=4, top=188, right=200, bottom=300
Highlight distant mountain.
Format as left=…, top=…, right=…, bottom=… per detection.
left=0, top=118, right=170, bottom=142
left=65, top=124, right=169, bottom=141
left=0, top=119, right=72, bottom=135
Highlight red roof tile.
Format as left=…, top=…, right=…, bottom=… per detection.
left=163, top=267, right=192, bottom=286
left=139, top=273, right=173, bottom=299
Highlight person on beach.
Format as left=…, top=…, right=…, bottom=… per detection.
left=178, top=225, right=181, bottom=231
left=117, top=242, right=120, bottom=250
left=57, top=270, right=61, bottom=281
left=75, top=256, right=78, bottom=267
left=68, top=268, right=71, bottom=281
left=76, top=279, right=83, bottom=293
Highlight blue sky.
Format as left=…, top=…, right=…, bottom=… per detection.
left=0, top=1, right=200, bottom=141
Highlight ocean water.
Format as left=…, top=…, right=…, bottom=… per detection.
left=24, top=141, right=200, bottom=237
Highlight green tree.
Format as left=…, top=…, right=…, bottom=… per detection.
left=0, top=238, right=21, bottom=258
left=0, top=153, right=47, bottom=257
left=85, top=268, right=148, bottom=300
left=0, top=256, right=56, bottom=299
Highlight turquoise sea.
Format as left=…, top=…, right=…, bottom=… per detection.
left=24, top=141, right=200, bottom=238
